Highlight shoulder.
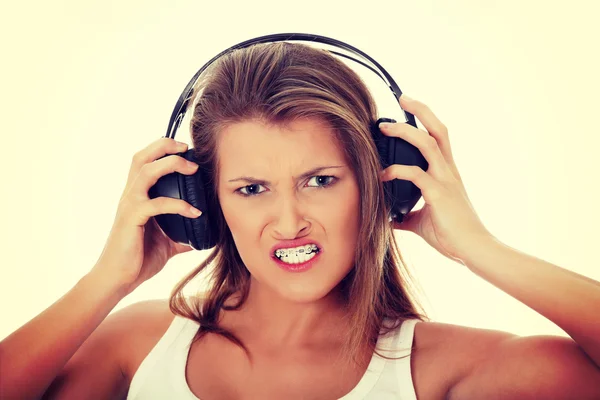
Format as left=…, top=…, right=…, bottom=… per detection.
left=109, top=293, right=208, bottom=335
left=409, top=320, right=517, bottom=399
left=414, top=320, right=600, bottom=400
left=413, top=319, right=517, bottom=358
left=109, top=295, right=206, bottom=384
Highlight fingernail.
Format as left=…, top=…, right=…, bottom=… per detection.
left=190, top=207, right=202, bottom=216
left=401, top=94, right=413, bottom=102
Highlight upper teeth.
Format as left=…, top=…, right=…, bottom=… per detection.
left=275, top=244, right=319, bottom=258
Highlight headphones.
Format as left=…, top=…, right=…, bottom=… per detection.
left=148, top=33, right=428, bottom=251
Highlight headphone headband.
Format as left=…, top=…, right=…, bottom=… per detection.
left=164, top=32, right=414, bottom=139
left=150, top=33, right=427, bottom=250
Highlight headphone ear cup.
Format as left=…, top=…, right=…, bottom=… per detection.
left=372, top=117, right=429, bottom=223
left=148, top=148, right=218, bottom=251
left=181, top=167, right=218, bottom=250
left=179, top=149, right=218, bottom=250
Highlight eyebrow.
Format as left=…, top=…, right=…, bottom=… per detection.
left=227, top=165, right=345, bottom=185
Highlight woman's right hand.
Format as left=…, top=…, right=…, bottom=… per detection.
left=90, top=137, right=203, bottom=295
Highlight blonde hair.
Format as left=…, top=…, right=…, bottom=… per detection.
left=169, top=41, right=429, bottom=368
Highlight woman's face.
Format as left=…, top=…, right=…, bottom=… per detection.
left=216, top=117, right=361, bottom=303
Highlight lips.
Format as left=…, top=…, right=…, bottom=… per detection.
left=272, top=248, right=322, bottom=272
left=270, top=238, right=322, bottom=258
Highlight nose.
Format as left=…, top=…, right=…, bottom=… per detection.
left=271, top=195, right=310, bottom=238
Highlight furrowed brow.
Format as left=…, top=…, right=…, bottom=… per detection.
left=228, top=165, right=344, bottom=185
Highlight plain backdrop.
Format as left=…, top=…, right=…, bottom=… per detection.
left=1, top=0, right=599, bottom=341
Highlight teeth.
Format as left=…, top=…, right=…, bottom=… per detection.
left=275, top=244, right=319, bottom=259
left=281, top=250, right=318, bottom=264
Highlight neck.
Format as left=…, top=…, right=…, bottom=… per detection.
left=229, top=277, right=349, bottom=349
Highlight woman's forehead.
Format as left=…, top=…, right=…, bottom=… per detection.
left=217, top=118, right=347, bottom=171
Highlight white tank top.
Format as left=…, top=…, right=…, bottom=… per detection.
left=127, top=315, right=419, bottom=399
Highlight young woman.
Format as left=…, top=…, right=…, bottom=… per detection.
left=1, top=42, right=599, bottom=400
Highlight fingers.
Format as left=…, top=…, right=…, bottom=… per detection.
left=390, top=95, right=463, bottom=182
left=380, top=164, right=443, bottom=204
left=399, top=95, right=458, bottom=167
left=379, top=122, right=451, bottom=182
left=125, top=196, right=202, bottom=227
left=117, top=137, right=202, bottom=227
left=127, top=138, right=189, bottom=186
left=130, top=152, right=199, bottom=201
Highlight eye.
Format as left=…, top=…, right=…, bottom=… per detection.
left=237, top=183, right=266, bottom=197
left=306, top=175, right=336, bottom=188
left=236, top=175, right=337, bottom=197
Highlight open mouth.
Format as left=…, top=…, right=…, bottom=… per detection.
left=274, top=245, right=320, bottom=261
left=272, top=245, right=322, bottom=271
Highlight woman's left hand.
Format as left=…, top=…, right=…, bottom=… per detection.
left=379, top=94, right=494, bottom=264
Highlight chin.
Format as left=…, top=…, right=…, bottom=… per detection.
left=246, top=255, right=354, bottom=304
left=264, top=271, right=349, bottom=305
left=277, top=282, right=336, bottom=304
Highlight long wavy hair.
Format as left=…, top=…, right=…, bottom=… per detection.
left=169, top=41, right=429, bottom=368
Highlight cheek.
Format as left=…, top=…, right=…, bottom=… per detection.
left=217, top=195, right=247, bottom=248
left=219, top=199, right=266, bottom=266
left=218, top=192, right=249, bottom=229
left=322, top=182, right=361, bottom=250
left=333, top=180, right=360, bottom=222
left=324, top=200, right=357, bottom=231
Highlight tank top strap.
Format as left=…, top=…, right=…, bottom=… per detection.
left=397, top=319, right=419, bottom=350
left=127, top=315, right=200, bottom=399
left=394, top=318, right=419, bottom=399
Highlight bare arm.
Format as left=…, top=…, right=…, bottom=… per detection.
left=0, top=138, right=204, bottom=399
left=0, top=268, right=129, bottom=400
left=448, top=238, right=600, bottom=398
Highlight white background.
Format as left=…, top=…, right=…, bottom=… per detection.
left=1, top=0, right=599, bottom=341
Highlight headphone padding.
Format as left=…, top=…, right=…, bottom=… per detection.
left=181, top=171, right=209, bottom=250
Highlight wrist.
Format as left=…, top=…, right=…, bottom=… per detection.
left=460, top=235, right=506, bottom=271
left=84, top=265, right=132, bottom=302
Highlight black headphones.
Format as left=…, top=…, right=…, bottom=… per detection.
left=148, top=33, right=428, bottom=251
